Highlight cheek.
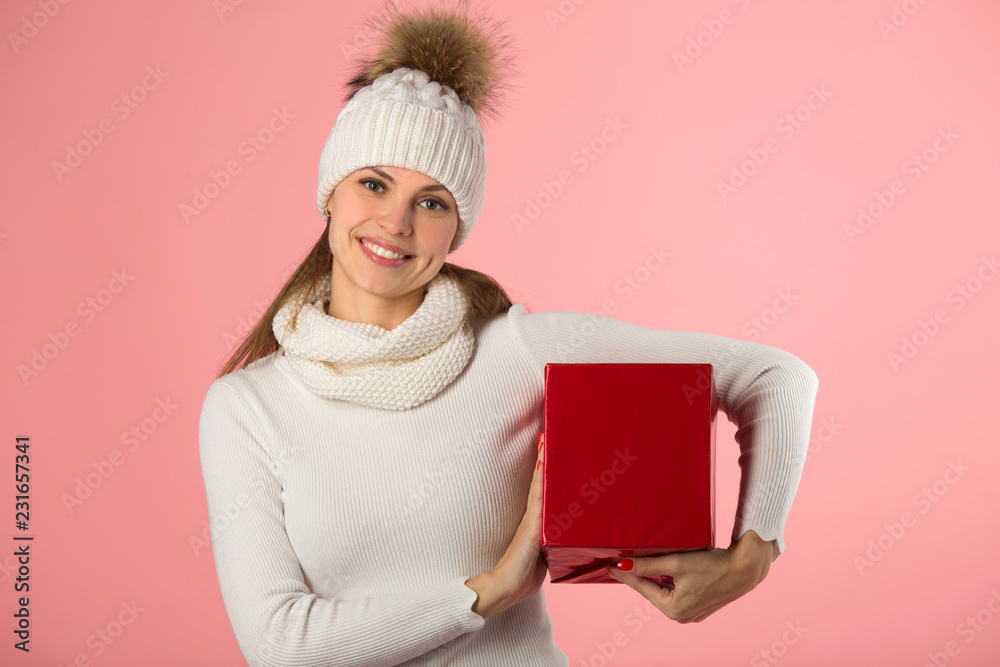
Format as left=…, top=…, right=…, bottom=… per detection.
left=438, top=218, right=459, bottom=248
left=329, top=203, right=366, bottom=241
left=437, top=225, right=456, bottom=248
left=328, top=221, right=356, bottom=258
left=337, top=196, right=368, bottom=220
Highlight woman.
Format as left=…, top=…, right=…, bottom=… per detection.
left=198, top=2, right=819, bottom=665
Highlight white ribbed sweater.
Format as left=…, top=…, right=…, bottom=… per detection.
left=198, top=303, right=819, bottom=666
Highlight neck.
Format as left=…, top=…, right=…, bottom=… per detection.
left=326, top=267, right=429, bottom=331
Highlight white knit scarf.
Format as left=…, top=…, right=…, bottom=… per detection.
left=272, top=269, right=475, bottom=411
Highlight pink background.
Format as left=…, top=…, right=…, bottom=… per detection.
left=3, top=0, right=999, bottom=664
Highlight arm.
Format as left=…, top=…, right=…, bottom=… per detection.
left=507, top=305, right=819, bottom=556
left=197, top=381, right=486, bottom=667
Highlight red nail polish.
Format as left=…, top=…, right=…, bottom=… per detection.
left=536, top=459, right=542, bottom=471
left=616, top=559, right=633, bottom=571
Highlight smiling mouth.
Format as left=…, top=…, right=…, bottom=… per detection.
left=358, top=237, right=413, bottom=260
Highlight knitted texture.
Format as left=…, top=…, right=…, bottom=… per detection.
left=271, top=269, right=474, bottom=410
left=316, top=68, right=487, bottom=253
left=200, top=303, right=820, bottom=664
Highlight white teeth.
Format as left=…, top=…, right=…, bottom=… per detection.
left=362, top=239, right=409, bottom=260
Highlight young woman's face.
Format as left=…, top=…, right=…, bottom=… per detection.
left=326, top=165, right=459, bottom=301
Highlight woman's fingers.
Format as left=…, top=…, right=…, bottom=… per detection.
left=530, top=434, right=544, bottom=504
left=491, top=434, right=550, bottom=608
left=528, top=435, right=544, bottom=529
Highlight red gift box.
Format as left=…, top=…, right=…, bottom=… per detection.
left=540, top=363, right=717, bottom=585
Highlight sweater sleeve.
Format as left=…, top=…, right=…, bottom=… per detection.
left=506, top=304, right=819, bottom=556
left=197, top=380, right=486, bottom=667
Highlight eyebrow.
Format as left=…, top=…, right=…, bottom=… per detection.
left=366, top=167, right=450, bottom=193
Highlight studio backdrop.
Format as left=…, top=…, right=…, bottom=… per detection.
left=3, top=0, right=999, bottom=665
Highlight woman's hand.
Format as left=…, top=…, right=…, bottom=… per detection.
left=467, top=434, right=548, bottom=618
left=605, top=530, right=777, bottom=623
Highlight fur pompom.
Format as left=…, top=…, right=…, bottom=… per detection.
left=343, top=0, right=519, bottom=126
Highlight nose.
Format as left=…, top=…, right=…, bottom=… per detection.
left=376, top=198, right=413, bottom=236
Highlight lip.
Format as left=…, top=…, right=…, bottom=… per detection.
left=358, top=237, right=413, bottom=267
left=358, top=236, right=413, bottom=257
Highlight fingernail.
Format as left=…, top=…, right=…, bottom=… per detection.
left=616, top=559, right=633, bottom=571
left=538, top=433, right=544, bottom=453
left=536, top=459, right=542, bottom=471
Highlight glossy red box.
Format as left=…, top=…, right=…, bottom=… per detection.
left=540, top=363, right=717, bottom=584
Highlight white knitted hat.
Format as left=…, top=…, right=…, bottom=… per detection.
left=315, top=1, right=516, bottom=253
left=316, top=67, right=486, bottom=252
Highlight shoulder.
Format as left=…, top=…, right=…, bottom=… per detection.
left=198, top=350, right=289, bottom=461
left=499, top=301, right=622, bottom=344
left=488, top=301, right=612, bottom=333
left=472, top=301, right=621, bottom=369
left=200, top=349, right=284, bottom=418
left=473, top=301, right=576, bottom=341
